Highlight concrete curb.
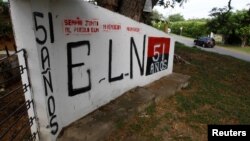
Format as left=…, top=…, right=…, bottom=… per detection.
left=57, top=73, right=190, bottom=141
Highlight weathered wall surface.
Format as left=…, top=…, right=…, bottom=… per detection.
left=10, top=0, right=175, bottom=140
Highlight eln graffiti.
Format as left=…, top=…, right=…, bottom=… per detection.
left=11, top=1, right=174, bottom=140
left=146, top=37, right=170, bottom=75
left=33, top=9, right=170, bottom=138
left=67, top=35, right=170, bottom=96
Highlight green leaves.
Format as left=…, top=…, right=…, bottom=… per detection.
left=237, top=26, right=250, bottom=36
left=0, top=1, right=11, bottom=38
left=170, top=20, right=207, bottom=38
left=168, top=13, right=185, bottom=22
left=158, top=0, right=185, bottom=8
left=207, top=9, right=250, bottom=46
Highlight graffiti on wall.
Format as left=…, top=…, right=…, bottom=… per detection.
left=64, top=18, right=99, bottom=35
left=67, top=41, right=92, bottom=96
left=103, top=23, right=121, bottom=32
left=63, top=17, right=143, bottom=35
left=33, top=12, right=59, bottom=135
left=146, top=37, right=170, bottom=75
left=33, top=13, right=170, bottom=136
left=66, top=35, right=170, bottom=96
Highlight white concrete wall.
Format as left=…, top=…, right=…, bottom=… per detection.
left=10, top=0, right=175, bottom=140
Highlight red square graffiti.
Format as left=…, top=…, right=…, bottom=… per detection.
left=146, top=37, right=170, bottom=75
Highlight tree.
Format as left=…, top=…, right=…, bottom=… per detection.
left=207, top=7, right=250, bottom=47
left=206, top=0, right=241, bottom=45
left=207, top=7, right=232, bottom=39
left=168, top=13, right=185, bottom=22
left=170, top=20, right=207, bottom=38
left=0, top=0, right=12, bottom=38
left=95, top=0, right=184, bottom=22
left=0, top=0, right=9, bottom=15
left=151, top=10, right=165, bottom=22
left=233, top=10, right=250, bottom=47
left=150, top=10, right=168, bottom=31
left=150, top=10, right=167, bottom=29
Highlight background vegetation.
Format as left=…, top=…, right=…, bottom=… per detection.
left=0, top=1, right=12, bottom=39
left=150, top=11, right=209, bottom=38
left=150, top=6, right=250, bottom=47
left=169, top=19, right=207, bottom=38
left=207, top=8, right=250, bottom=47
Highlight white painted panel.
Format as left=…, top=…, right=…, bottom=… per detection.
left=10, top=0, right=175, bottom=140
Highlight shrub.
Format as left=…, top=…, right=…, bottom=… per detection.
left=169, top=21, right=208, bottom=38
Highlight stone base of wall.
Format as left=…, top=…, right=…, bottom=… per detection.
left=57, top=73, right=190, bottom=141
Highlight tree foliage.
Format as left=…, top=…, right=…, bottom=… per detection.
left=0, top=0, right=12, bottom=38
left=207, top=6, right=233, bottom=35
left=0, top=0, right=9, bottom=15
left=94, top=0, right=185, bottom=23
left=170, top=20, right=207, bottom=38
left=158, top=0, right=185, bottom=8
left=233, top=10, right=250, bottom=47
left=151, top=10, right=165, bottom=21
left=207, top=7, right=250, bottom=47
left=168, top=13, right=185, bottom=22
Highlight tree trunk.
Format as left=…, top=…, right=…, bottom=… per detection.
left=222, top=35, right=227, bottom=45
left=119, top=0, right=146, bottom=21
left=241, top=36, right=248, bottom=47
left=96, top=0, right=159, bottom=22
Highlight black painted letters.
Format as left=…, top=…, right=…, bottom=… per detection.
left=130, top=35, right=146, bottom=79
left=33, top=11, right=58, bottom=135
left=67, top=41, right=92, bottom=96
left=108, top=39, right=124, bottom=82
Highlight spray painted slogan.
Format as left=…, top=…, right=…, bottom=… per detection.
left=33, top=12, right=58, bottom=135
left=67, top=36, right=170, bottom=95
left=63, top=17, right=140, bottom=35
left=64, top=17, right=170, bottom=97
left=146, top=37, right=170, bottom=75
left=33, top=12, right=170, bottom=136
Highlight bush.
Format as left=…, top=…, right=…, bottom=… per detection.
left=151, top=21, right=168, bottom=32
left=169, top=21, right=208, bottom=38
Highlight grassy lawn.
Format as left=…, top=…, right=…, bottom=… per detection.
left=106, top=42, right=250, bottom=141
left=218, top=44, right=250, bottom=55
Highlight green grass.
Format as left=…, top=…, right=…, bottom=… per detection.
left=218, top=44, right=250, bottom=55
left=107, top=42, right=250, bottom=141
left=145, top=104, right=156, bottom=115
left=115, top=118, right=125, bottom=129
left=175, top=42, right=250, bottom=124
